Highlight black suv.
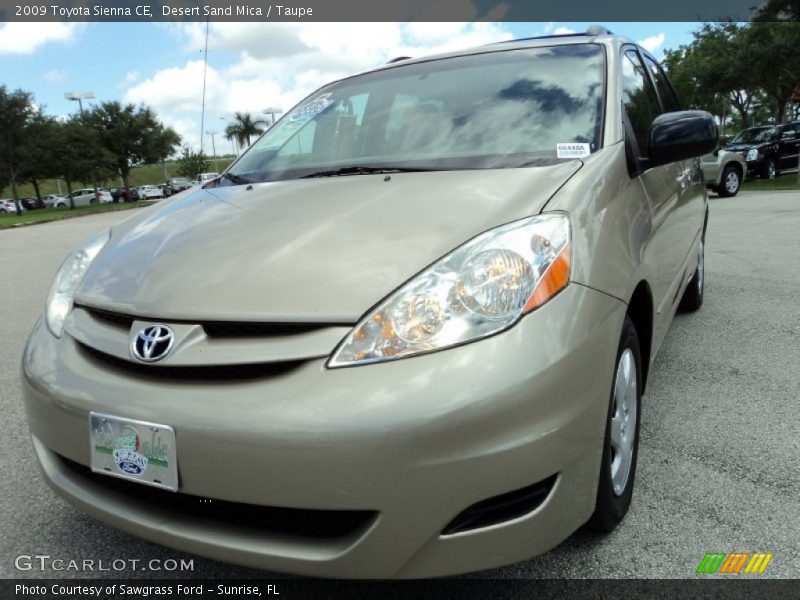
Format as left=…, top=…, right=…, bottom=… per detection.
left=724, top=121, right=800, bottom=179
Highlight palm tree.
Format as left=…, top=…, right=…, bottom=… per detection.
left=224, top=112, right=268, bottom=150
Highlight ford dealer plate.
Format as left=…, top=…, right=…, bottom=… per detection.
left=89, top=412, right=178, bottom=491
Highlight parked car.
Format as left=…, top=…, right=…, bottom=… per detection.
left=21, top=28, right=717, bottom=578
left=19, top=197, right=45, bottom=210
left=723, top=121, right=800, bottom=179
left=136, top=185, right=163, bottom=200
left=0, top=199, right=18, bottom=214
left=43, top=194, right=68, bottom=208
left=195, top=172, right=220, bottom=185
left=164, top=177, right=192, bottom=196
left=701, top=149, right=747, bottom=197
left=68, top=188, right=113, bottom=206
left=108, top=187, right=131, bottom=202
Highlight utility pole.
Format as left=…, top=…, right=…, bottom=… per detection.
left=206, top=130, right=219, bottom=171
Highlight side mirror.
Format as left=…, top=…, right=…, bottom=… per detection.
left=648, top=110, right=718, bottom=168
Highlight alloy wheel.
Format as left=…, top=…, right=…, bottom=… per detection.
left=725, top=170, right=740, bottom=194
left=610, top=348, right=638, bottom=496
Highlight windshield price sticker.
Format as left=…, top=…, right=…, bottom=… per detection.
left=289, top=93, right=335, bottom=122
left=556, top=143, right=591, bottom=158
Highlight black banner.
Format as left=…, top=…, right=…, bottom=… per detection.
left=3, top=579, right=800, bottom=600
left=0, top=0, right=780, bottom=23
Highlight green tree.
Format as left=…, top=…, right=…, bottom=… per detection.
left=83, top=102, right=180, bottom=193
left=0, top=86, right=37, bottom=215
left=742, top=22, right=800, bottom=121
left=21, top=113, right=61, bottom=201
left=224, top=112, right=267, bottom=149
left=175, top=145, right=210, bottom=179
left=663, top=22, right=800, bottom=129
left=752, top=0, right=800, bottom=21
left=53, top=118, right=111, bottom=209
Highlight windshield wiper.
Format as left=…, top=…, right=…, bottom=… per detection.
left=220, top=172, right=251, bottom=185
left=299, top=165, right=434, bottom=179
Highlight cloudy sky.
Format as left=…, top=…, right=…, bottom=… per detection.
left=0, top=21, right=698, bottom=154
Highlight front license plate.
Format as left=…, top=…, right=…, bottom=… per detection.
left=89, top=412, right=178, bottom=491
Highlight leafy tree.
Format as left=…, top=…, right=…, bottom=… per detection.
left=742, top=22, right=800, bottom=121
left=752, top=0, right=800, bottom=21
left=663, top=22, right=800, bottom=131
left=0, top=86, right=37, bottom=215
left=83, top=102, right=180, bottom=192
left=224, top=112, right=267, bottom=149
left=53, top=118, right=111, bottom=209
left=175, top=145, right=210, bottom=179
left=21, top=113, right=61, bottom=201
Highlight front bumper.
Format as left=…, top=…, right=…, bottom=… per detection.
left=22, top=283, right=625, bottom=578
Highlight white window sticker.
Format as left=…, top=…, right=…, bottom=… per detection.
left=289, top=93, right=335, bottom=122
left=556, top=143, right=591, bottom=159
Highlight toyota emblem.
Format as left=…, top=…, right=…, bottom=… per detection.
left=131, top=324, right=175, bottom=362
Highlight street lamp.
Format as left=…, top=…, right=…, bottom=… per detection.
left=65, top=91, right=95, bottom=114
left=206, top=130, right=220, bottom=171
left=65, top=92, right=99, bottom=195
left=263, top=106, right=283, bottom=126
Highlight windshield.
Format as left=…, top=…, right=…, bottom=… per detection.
left=227, top=44, right=605, bottom=183
left=732, top=126, right=778, bottom=144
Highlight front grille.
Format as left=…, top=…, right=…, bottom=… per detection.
left=79, top=305, right=341, bottom=338
left=58, top=455, right=376, bottom=540
left=441, top=474, right=558, bottom=535
left=82, top=306, right=135, bottom=329
left=78, top=342, right=305, bottom=381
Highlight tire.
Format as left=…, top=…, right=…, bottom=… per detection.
left=587, top=314, right=642, bottom=533
left=90, top=199, right=97, bottom=205
left=759, top=158, right=776, bottom=180
left=679, top=238, right=705, bottom=312
left=0, top=208, right=6, bottom=214
left=716, top=165, right=741, bottom=197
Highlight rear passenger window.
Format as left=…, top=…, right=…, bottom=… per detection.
left=644, top=55, right=680, bottom=113
left=621, top=49, right=661, bottom=158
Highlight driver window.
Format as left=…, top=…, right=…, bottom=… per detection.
left=621, top=49, right=661, bottom=159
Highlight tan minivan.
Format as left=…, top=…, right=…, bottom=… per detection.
left=22, top=28, right=717, bottom=578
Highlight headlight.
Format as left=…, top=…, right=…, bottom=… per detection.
left=746, top=148, right=758, bottom=161
left=328, top=214, right=570, bottom=367
left=46, top=229, right=110, bottom=337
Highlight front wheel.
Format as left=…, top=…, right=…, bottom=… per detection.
left=587, top=314, right=642, bottom=533
left=759, top=158, right=776, bottom=180
left=716, top=165, right=741, bottom=197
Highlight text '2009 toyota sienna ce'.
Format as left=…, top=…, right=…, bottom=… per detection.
left=22, top=27, right=717, bottom=578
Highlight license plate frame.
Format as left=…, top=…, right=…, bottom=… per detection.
left=89, top=412, right=178, bottom=492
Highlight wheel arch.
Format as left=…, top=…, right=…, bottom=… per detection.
left=724, top=160, right=743, bottom=181
left=626, top=281, right=653, bottom=393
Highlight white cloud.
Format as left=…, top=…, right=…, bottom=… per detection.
left=117, top=70, right=141, bottom=89
left=553, top=27, right=577, bottom=35
left=638, top=33, right=666, bottom=53
left=126, top=22, right=514, bottom=151
left=0, top=23, right=83, bottom=55
left=43, top=69, right=66, bottom=83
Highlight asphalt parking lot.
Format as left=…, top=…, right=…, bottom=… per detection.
left=1, top=191, right=798, bottom=579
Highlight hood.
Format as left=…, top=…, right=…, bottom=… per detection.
left=724, top=142, right=776, bottom=153
left=77, top=164, right=581, bottom=323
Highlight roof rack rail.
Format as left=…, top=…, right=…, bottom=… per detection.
left=386, top=56, right=412, bottom=64
left=494, top=25, right=614, bottom=45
